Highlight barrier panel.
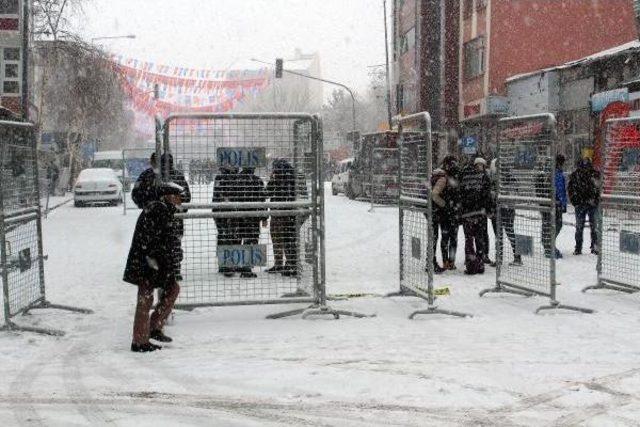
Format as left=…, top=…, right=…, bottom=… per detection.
left=395, top=112, right=471, bottom=319
left=368, top=146, right=399, bottom=211
left=480, top=114, right=592, bottom=314
left=163, top=113, right=369, bottom=319
left=583, top=117, right=640, bottom=293
left=0, top=121, right=92, bottom=336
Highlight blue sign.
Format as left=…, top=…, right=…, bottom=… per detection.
left=218, top=245, right=267, bottom=268
left=217, top=148, right=266, bottom=168
left=460, top=136, right=478, bottom=155
left=591, top=88, right=629, bottom=113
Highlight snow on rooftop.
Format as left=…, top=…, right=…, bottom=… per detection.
left=506, top=40, right=640, bottom=83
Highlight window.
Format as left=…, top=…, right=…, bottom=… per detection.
left=2, top=47, right=20, bottom=95
left=464, top=37, right=485, bottom=79
left=399, top=27, right=415, bottom=55
left=463, top=0, right=474, bottom=19
left=0, top=0, right=18, bottom=15
left=396, top=84, right=404, bottom=113
left=476, top=0, right=487, bottom=11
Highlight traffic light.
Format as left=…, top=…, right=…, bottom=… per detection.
left=275, top=58, right=283, bottom=79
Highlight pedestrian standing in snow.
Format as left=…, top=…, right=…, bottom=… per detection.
left=124, top=182, right=185, bottom=353
left=266, top=159, right=299, bottom=277
left=459, top=156, right=492, bottom=275
left=568, top=158, right=601, bottom=255
left=489, top=159, right=521, bottom=266
left=212, top=165, right=241, bottom=277
left=541, top=154, right=567, bottom=259
left=474, top=157, right=493, bottom=265
left=237, top=167, right=266, bottom=278
left=432, top=155, right=461, bottom=271
left=429, top=168, right=447, bottom=273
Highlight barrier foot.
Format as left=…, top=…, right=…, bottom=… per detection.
left=479, top=285, right=534, bottom=298
left=267, top=304, right=376, bottom=320
left=1, top=320, right=65, bottom=336
left=266, top=307, right=308, bottom=319
left=535, top=301, right=594, bottom=315
left=301, top=305, right=376, bottom=320
left=409, top=306, right=472, bottom=320
left=26, top=301, right=94, bottom=315
left=385, top=287, right=418, bottom=298
left=581, top=284, right=639, bottom=294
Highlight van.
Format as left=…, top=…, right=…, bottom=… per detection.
left=331, top=158, right=353, bottom=195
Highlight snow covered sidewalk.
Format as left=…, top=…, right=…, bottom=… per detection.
left=1, top=189, right=640, bottom=426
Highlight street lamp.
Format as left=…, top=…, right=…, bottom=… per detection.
left=250, top=58, right=358, bottom=134
left=90, top=35, right=137, bottom=42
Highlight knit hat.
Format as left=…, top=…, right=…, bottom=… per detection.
left=474, top=157, right=487, bottom=167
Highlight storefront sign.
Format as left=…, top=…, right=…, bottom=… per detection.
left=591, top=88, right=629, bottom=113
left=487, top=96, right=509, bottom=115
left=460, top=135, right=479, bottom=155
left=629, top=91, right=640, bottom=117
left=464, top=103, right=481, bottom=118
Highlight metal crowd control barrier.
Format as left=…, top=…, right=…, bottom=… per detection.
left=368, top=146, right=399, bottom=212
left=583, top=117, right=640, bottom=294
left=122, top=147, right=156, bottom=215
left=162, top=113, right=370, bottom=319
left=0, top=121, right=92, bottom=336
left=394, top=112, right=470, bottom=319
left=479, top=114, right=592, bottom=314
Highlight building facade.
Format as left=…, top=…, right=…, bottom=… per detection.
left=0, top=0, right=24, bottom=116
left=392, top=0, right=460, bottom=158
left=459, top=0, right=638, bottom=157
left=394, top=0, right=639, bottom=160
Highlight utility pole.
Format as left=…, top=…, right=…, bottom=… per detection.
left=22, top=0, right=30, bottom=120
left=383, top=0, right=393, bottom=130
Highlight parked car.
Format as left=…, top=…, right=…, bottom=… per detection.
left=347, top=131, right=399, bottom=201
left=331, top=158, right=353, bottom=195
left=74, top=168, right=123, bottom=207
left=92, top=150, right=132, bottom=190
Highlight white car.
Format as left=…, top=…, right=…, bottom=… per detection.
left=331, top=158, right=353, bottom=195
left=74, top=168, right=123, bottom=207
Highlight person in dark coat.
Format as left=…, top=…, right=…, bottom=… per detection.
left=489, top=159, right=521, bottom=266
left=540, top=154, right=567, bottom=259
left=212, top=165, right=241, bottom=277
left=433, top=155, right=461, bottom=271
left=131, top=153, right=159, bottom=209
left=132, top=153, right=191, bottom=213
left=237, top=167, right=266, bottom=278
left=568, top=158, right=601, bottom=255
left=124, top=182, right=185, bottom=353
left=266, top=159, right=299, bottom=277
left=459, top=157, right=492, bottom=275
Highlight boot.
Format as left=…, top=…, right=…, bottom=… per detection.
left=433, top=262, right=445, bottom=274
left=482, top=255, right=493, bottom=265
left=590, top=246, right=598, bottom=255
left=510, top=255, right=523, bottom=266
left=150, top=330, right=173, bottom=343
left=267, top=265, right=283, bottom=274
left=445, top=260, right=457, bottom=271
left=573, top=248, right=582, bottom=255
left=241, top=271, right=257, bottom=278
left=131, top=342, right=162, bottom=353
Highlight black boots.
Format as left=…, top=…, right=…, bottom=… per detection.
left=131, top=342, right=162, bottom=353
left=150, top=330, right=173, bottom=343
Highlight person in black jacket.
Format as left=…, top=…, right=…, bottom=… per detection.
left=124, top=182, right=185, bottom=353
left=132, top=153, right=192, bottom=213
left=489, top=159, right=521, bottom=266
left=568, top=158, right=601, bottom=255
left=212, top=165, right=241, bottom=277
left=459, top=157, right=492, bottom=275
left=237, top=167, right=266, bottom=278
left=266, top=159, right=299, bottom=277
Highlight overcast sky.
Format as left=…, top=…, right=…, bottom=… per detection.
left=75, top=0, right=389, bottom=99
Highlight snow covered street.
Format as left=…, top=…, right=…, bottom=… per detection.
left=2, top=187, right=640, bottom=426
